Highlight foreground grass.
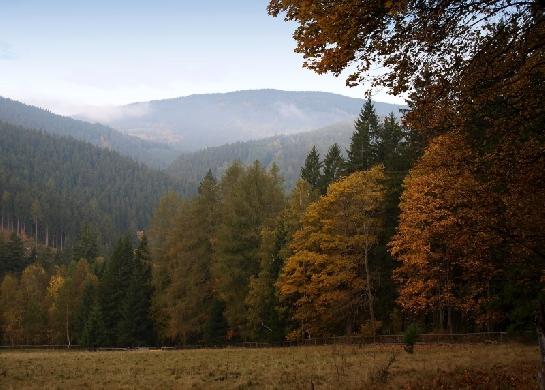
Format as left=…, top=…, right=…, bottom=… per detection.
left=0, top=343, right=539, bottom=389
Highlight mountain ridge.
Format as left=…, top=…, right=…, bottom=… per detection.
left=77, top=89, right=405, bottom=151
left=0, top=96, right=179, bottom=168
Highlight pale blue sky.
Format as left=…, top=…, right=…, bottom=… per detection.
left=0, top=0, right=404, bottom=114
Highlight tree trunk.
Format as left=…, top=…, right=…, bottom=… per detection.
left=363, top=243, right=376, bottom=340
left=35, top=217, right=38, bottom=247
left=46, top=227, right=49, bottom=247
left=538, top=301, right=545, bottom=390
left=448, top=307, right=453, bottom=334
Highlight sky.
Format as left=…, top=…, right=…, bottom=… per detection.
left=0, top=0, right=405, bottom=115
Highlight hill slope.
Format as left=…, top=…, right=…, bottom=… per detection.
left=0, top=121, right=192, bottom=247
left=78, top=90, right=404, bottom=150
left=167, top=122, right=354, bottom=188
left=0, top=97, right=179, bottom=168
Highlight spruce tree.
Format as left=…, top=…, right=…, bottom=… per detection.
left=81, top=302, right=106, bottom=349
left=320, top=143, right=345, bottom=194
left=118, top=235, right=154, bottom=346
left=300, top=146, right=322, bottom=190
left=204, top=299, right=228, bottom=345
left=381, top=112, right=403, bottom=170
left=345, top=97, right=379, bottom=174
left=99, top=236, right=134, bottom=346
left=73, top=225, right=99, bottom=262
left=5, top=233, right=25, bottom=273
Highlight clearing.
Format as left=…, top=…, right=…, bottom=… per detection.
left=0, top=343, right=538, bottom=389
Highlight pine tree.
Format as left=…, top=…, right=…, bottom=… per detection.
left=381, top=112, right=404, bottom=170
left=81, top=302, right=106, bottom=349
left=345, top=97, right=379, bottom=174
left=99, top=236, right=134, bottom=346
left=118, top=235, right=154, bottom=346
left=5, top=233, right=25, bottom=274
left=73, top=225, right=99, bottom=262
left=300, top=146, right=322, bottom=189
left=204, top=299, right=228, bottom=345
left=74, top=283, right=96, bottom=343
left=320, top=143, right=345, bottom=194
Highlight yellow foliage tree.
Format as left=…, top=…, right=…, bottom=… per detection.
left=278, top=166, right=385, bottom=338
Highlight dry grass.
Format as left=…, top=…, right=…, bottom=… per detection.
left=0, top=343, right=539, bottom=389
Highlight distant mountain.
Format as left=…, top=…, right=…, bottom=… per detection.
left=167, top=121, right=355, bottom=188
left=0, top=97, right=179, bottom=168
left=78, top=90, right=405, bottom=151
left=0, top=121, right=192, bottom=247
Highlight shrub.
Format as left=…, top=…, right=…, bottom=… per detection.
left=403, top=323, right=420, bottom=353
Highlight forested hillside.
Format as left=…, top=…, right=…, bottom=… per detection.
left=80, top=90, right=404, bottom=150
left=0, top=121, right=191, bottom=251
left=0, top=97, right=179, bottom=168
left=168, top=122, right=354, bottom=188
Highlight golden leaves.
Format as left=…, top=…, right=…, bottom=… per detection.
left=278, top=166, right=386, bottom=336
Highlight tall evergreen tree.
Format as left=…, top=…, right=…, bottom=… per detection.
left=345, top=97, right=379, bottom=174
left=204, top=298, right=228, bottom=345
left=99, top=236, right=134, bottom=346
left=81, top=302, right=106, bottom=349
left=300, top=146, right=322, bottom=189
left=4, top=233, right=25, bottom=275
left=381, top=112, right=404, bottom=170
left=73, top=225, right=99, bottom=262
left=320, top=143, right=345, bottom=194
left=118, top=235, right=154, bottom=346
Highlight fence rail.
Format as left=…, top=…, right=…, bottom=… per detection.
left=0, top=332, right=518, bottom=351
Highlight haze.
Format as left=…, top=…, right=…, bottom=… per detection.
left=0, top=0, right=405, bottom=116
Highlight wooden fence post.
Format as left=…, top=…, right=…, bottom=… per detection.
left=538, top=301, right=545, bottom=390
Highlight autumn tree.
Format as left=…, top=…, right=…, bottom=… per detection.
left=47, top=260, right=97, bottom=346
left=151, top=171, right=219, bottom=344
left=389, top=132, right=537, bottom=332
left=19, top=263, right=49, bottom=344
left=212, top=161, right=284, bottom=338
left=0, top=274, right=23, bottom=345
left=278, top=167, right=385, bottom=338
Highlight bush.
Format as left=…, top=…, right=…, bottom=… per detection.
left=403, top=323, right=420, bottom=353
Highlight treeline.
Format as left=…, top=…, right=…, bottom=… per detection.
left=167, top=122, right=355, bottom=189
left=0, top=230, right=153, bottom=347
left=147, top=100, right=425, bottom=344
left=0, top=121, right=191, bottom=249
left=0, top=96, right=540, bottom=346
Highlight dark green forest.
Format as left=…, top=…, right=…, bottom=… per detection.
left=0, top=121, right=191, bottom=254
left=167, top=122, right=355, bottom=188
left=0, top=97, right=179, bottom=168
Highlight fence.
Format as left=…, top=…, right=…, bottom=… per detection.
left=0, top=332, right=514, bottom=351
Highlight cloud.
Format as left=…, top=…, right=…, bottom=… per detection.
left=0, top=42, right=16, bottom=60
left=75, top=102, right=151, bottom=124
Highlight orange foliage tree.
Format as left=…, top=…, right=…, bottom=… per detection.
left=278, top=166, right=385, bottom=338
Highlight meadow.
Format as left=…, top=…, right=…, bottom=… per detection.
left=0, top=343, right=539, bottom=389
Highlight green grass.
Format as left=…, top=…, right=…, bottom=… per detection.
left=0, top=343, right=539, bottom=389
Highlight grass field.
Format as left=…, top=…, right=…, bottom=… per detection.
left=0, top=343, right=539, bottom=389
